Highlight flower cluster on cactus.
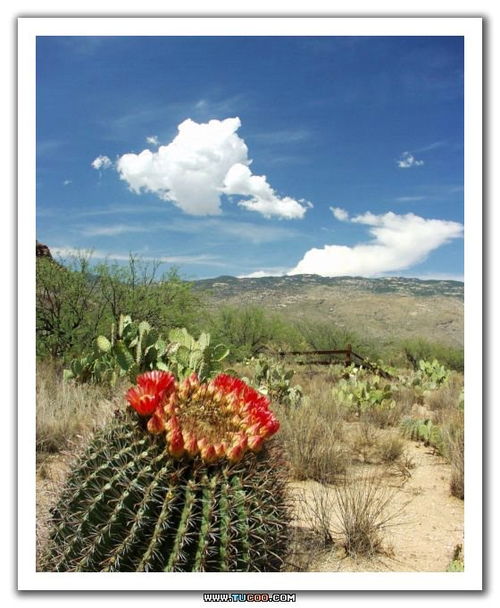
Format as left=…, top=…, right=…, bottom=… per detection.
left=126, top=370, right=280, bottom=463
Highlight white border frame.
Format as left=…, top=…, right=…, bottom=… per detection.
left=18, top=16, right=483, bottom=591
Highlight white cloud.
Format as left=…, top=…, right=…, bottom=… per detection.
left=330, top=206, right=349, bottom=221
left=51, top=246, right=226, bottom=266
left=223, top=163, right=309, bottom=219
left=395, top=196, right=426, bottom=202
left=288, top=211, right=463, bottom=277
left=146, top=135, right=159, bottom=145
left=81, top=224, right=150, bottom=237
left=397, top=151, right=424, bottom=169
left=115, top=117, right=310, bottom=219
left=91, top=155, right=112, bottom=170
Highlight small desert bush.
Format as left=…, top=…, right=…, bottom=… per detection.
left=377, top=433, right=405, bottom=464
left=36, top=359, right=119, bottom=453
left=400, top=338, right=464, bottom=372
left=333, top=473, right=407, bottom=557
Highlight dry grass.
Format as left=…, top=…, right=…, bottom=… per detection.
left=275, top=373, right=351, bottom=482
left=36, top=359, right=123, bottom=454
left=425, top=373, right=463, bottom=412
left=349, top=422, right=380, bottom=463
left=333, top=473, right=408, bottom=557
left=276, top=403, right=350, bottom=482
left=440, top=410, right=464, bottom=499
left=376, top=433, right=405, bottom=464
left=297, top=482, right=336, bottom=549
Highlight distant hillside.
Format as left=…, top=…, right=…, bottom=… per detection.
left=192, top=274, right=464, bottom=347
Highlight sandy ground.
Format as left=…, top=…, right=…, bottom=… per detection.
left=36, top=439, right=463, bottom=572
left=287, top=440, right=464, bottom=572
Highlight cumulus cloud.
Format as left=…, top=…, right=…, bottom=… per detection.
left=288, top=211, right=463, bottom=277
left=91, top=155, right=112, bottom=170
left=397, top=151, right=424, bottom=168
left=223, top=163, right=310, bottom=219
left=330, top=206, right=349, bottom=221
left=115, top=117, right=310, bottom=219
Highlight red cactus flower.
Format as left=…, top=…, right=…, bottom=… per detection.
left=125, top=370, right=280, bottom=463
left=137, top=370, right=176, bottom=398
left=125, top=385, right=163, bottom=417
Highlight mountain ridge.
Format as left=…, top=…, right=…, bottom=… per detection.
left=192, top=274, right=464, bottom=347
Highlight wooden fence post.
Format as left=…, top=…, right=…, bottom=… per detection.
left=345, top=344, right=352, bottom=366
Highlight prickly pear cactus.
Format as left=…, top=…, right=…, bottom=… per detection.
left=41, top=371, right=289, bottom=572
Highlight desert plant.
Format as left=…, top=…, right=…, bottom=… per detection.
left=402, top=338, right=464, bottom=372
left=349, top=422, right=382, bottom=464
left=209, top=306, right=302, bottom=361
left=441, top=412, right=464, bottom=500
left=298, top=483, right=336, bottom=548
left=166, top=327, right=230, bottom=381
left=40, top=371, right=289, bottom=572
left=333, top=474, right=407, bottom=557
left=276, top=402, right=349, bottom=482
left=417, top=359, right=450, bottom=389
left=253, top=356, right=303, bottom=407
left=64, top=320, right=230, bottom=385
left=332, top=374, right=396, bottom=419
left=400, top=417, right=444, bottom=454
left=377, top=433, right=405, bottom=464
left=36, top=359, right=118, bottom=453
left=63, top=314, right=168, bottom=385
left=36, top=254, right=107, bottom=358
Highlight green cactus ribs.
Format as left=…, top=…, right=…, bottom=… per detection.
left=41, top=415, right=290, bottom=572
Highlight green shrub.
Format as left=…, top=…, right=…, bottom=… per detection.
left=37, top=252, right=203, bottom=362
left=296, top=320, right=381, bottom=361
left=36, top=255, right=107, bottom=358
left=209, top=306, right=303, bottom=361
left=401, top=338, right=464, bottom=372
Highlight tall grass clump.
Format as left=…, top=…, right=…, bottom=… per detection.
left=333, top=474, right=407, bottom=557
left=275, top=376, right=349, bottom=482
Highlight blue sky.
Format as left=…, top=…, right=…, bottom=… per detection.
left=36, top=35, right=464, bottom=281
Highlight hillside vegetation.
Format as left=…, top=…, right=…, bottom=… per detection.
left=194, top=274, right=463, bottom=350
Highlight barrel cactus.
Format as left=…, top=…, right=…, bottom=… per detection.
left=40, top=371, right=289, bottom=572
